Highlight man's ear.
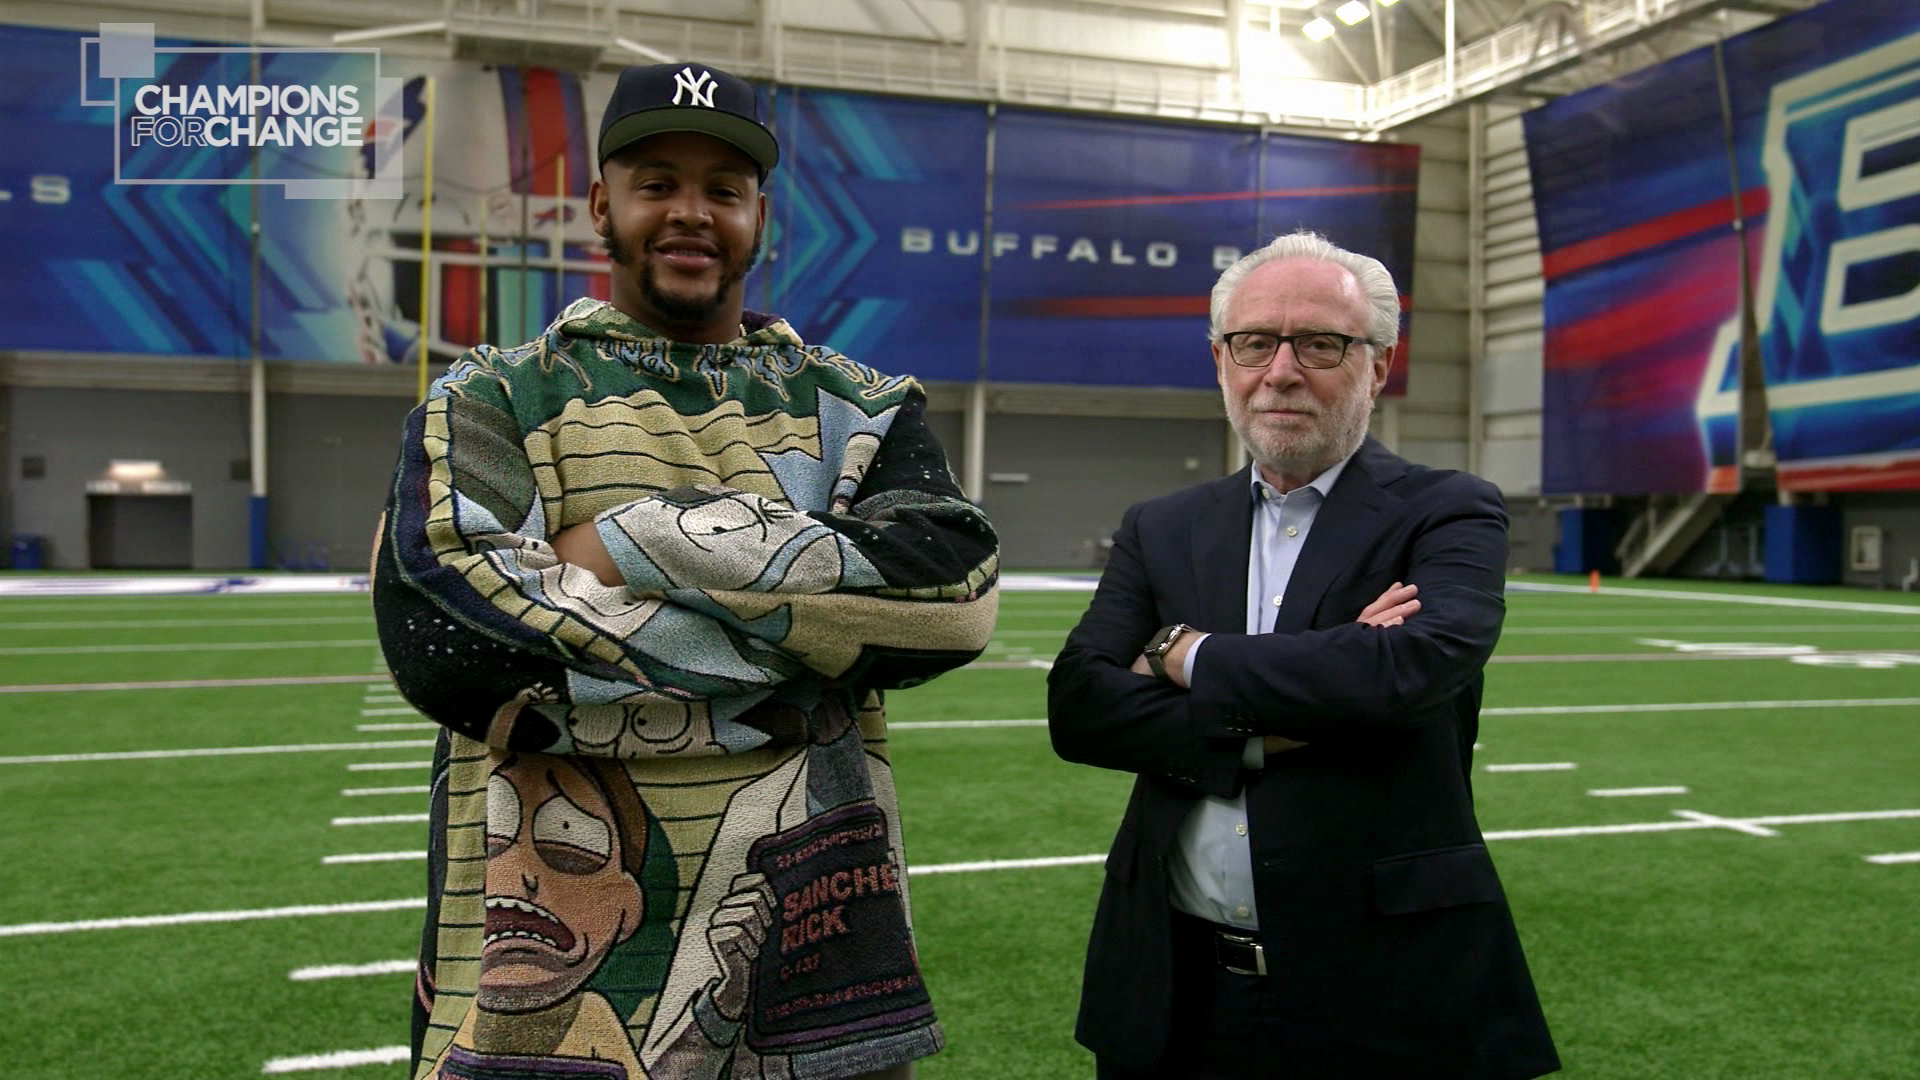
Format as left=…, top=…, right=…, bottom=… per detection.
left=755, top=190, right=770, bottom=247
left=588, top=173, right=611, bottom=236
left=1368, top=344, right=1393, bottom=399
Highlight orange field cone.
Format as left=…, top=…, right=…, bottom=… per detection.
left=1589, top=569, right=1601, bottom=593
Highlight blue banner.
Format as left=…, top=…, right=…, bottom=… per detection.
left=1526, top=0, right=1920, bottom=493
left=986, top=110, right=1259, bottom=388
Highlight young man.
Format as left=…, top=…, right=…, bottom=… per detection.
left=1048, top=232, right=1558, bottom=1079
left=374, top=63, right=999, bottom=1080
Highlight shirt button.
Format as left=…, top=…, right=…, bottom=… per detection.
left=1235, top=821, right=1247, bottom=836
left=1236, top=905, right=1251, bottom=918
left=1286, top=526, right=1299, bottom=537
left=1271, top=594, right=1283, bottom=607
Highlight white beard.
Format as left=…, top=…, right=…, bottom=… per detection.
left=1225, top=376, right=1375, bottom=483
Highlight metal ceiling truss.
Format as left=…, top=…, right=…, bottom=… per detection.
left=7, top=0, right=1814, bottom=132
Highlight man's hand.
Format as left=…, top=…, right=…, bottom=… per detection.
left=550, top=522, right=624, bottom=587
left=1359, top=581, right=1419, bottom=627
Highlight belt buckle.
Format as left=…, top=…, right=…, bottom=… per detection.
left=1217, top=929, right=1267, bottom=977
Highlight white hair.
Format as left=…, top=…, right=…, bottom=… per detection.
left=1207, top=230, right=1401, bottom=349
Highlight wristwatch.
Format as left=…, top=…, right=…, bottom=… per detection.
left=1142, top=623, right=1196, bottom=680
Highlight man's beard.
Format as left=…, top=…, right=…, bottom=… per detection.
left=1225, top=376, right=1375, bottom=481
left=601, top=223, right=761, bottom=326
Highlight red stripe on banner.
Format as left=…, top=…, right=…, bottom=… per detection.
left=523, top=69, right=570, bottom=198
left=440, top=238, right=478, bottom=347
left=1016, top=295, right=1210, bottom=317
left=1007, top=185, right=1417, bottom=212
left=1707, top=465, right=1741, bottom=495
left=1542, top=188, right=1770, bottom=280
left=1780, top=457, right=1920, bottom=492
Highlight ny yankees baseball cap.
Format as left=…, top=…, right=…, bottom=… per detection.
left=598, top=63, right=780, bottom=175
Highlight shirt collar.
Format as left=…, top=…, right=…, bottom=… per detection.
left=1249, top=449, right=1355, bottom=503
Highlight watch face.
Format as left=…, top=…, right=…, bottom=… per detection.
left=1148, top=626, right=1178, bottom=655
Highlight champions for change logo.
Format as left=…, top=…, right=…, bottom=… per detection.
left=79, top=22, right=403, bottom=199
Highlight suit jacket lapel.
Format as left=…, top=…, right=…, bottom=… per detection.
left=1271, top=438, right=1405, bottom=634
left=1191, top=467, right=1255, bottom=635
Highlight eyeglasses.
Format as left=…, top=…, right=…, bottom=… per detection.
left=1221, top=330, right=1370, bottom=369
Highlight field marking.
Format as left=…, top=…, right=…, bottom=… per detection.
left=22, top=806, right=1920, bottom=939
left=262, top=1047, right=410, bottom=1074
left=1491, top=650, right=1920, bottom=664
left=0, top=897, right=426, bottom=938
left=1484, top=762, right=1577, bottom=772
left=1864, top=852, right=1920, bottom=865
left=1484, top=697, right=1920, bottom=716
left=1672, top=809, right=1779, bottom=837
left=323, top=851, right=425, bottom=865
left=288, top=960, right=413, bottom=981
left=0, top=639, right=375, bottom=656
left=362, top=694, right=405, bottom=704
left=1589, top=786, right=1691, bottom=797
left=0, top=674, right=388, bottom=694
left=1510, top=582, right=1920, bottom=614
left=1505, top=624, right=1920, bottom=635
left=332, top=814, right=430, bottom=826
left=360, top=706, right=419, bottom=717
left=892, top=719, right=1045, bottom=730
left=0, top=616, right=369, bottom=631
left=347, top=761, right=433, bottom=771
left=343, top=786, right=431, bottom=797
left=0, top=740, right=435, bottom=766
left=356, top=722, right=438, bottom=733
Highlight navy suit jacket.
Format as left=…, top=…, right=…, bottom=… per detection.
left=1048, top=437, right=1560, bottom=1079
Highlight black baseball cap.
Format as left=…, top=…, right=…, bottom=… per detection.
left=598, top=63, right=779, bottom=175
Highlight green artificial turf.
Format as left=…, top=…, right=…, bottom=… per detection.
left=0, top=579, right=1916, bottom=1078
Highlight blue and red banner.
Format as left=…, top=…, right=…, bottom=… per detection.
left=1, top=22, right=1422, bottom=395
left=1527, top=0, right=1920, bottom=493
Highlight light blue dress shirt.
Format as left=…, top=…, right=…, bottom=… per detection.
left=1166, top=453, right=1353, bottom=930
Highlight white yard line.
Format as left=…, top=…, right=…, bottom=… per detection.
left=892, top=719, right=1045, bottom=729
left=262, top=1047, right=410, bottom=1074
left=0, top=740, right=435, bottom=766
left=322, top=851, right=426, bottom=865
left=1505, top=624, right=1919, bottom=635
left=18, top=805, right=1920, bottom=939
left=355, top=723, right=437, bottom=733
left=0, top=616, right=369, bottom=631
left=342, top=786, right=432, bottom=797
left=0, top=897, right=426, bottom=937
left=912, top=854, right=1106, bottom=875
left=0, top=639, right=376, bottom=655
left=1510, top=582, right=1920, bottom=614
left=346, top=761, right=433, bottom=771
left=1484, top=697, right=1920, bottom=716
left=288, top=960, right=413, bottom=981
left=0, top=674, right=388, bottom=694
left=1864, top=852, right=1920, bottom=865
left=1672, top=809, right=1780, bottom=837
left=332, top=814, right=430, bottom=827
left=1484, top=762, right=1577, bottom=772
left=360, top=707, right=418, bottom=716
left=1589, top=786, right=1690, bottom=797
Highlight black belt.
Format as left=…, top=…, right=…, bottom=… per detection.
left=1175, top=912, right=1269, bottom=977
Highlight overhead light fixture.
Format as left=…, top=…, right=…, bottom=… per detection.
left=1379, top=0, right=1400, bottom=6
left=1335, top=1, right=1371, bottom=25
left=330, top=19, right=447, bottom=45
left=613, top=37, right=677, bottom=64
left=106, top=459, right=164, bottom=482
left=1302, top=17, right=1337, bottom=40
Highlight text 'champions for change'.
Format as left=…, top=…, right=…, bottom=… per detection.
left=127, top=83, right=366, bottom=148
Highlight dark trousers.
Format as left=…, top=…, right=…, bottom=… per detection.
left=1094, top=912, right=1290, bottom=1080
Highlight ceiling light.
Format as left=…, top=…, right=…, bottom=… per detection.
left=107, top=459, right=164, bottom=482
left=613, top=37, right=678, bottom=64
left=1379, top=0, right=1400, bottom=6
left=1335, top=1, right=1371, bottom=25
left=1302, top=17, right=1337, bottom=40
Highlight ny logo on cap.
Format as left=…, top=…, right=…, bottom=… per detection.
left=672, top=67, right=717, bottom=108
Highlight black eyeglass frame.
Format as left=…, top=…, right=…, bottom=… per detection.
left=1219, top=330, right=1373, bottom=369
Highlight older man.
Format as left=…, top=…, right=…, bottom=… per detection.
left=375, top=62, right=998, bottom=1080
left=1048, top=231, right=1558, bottom=1079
